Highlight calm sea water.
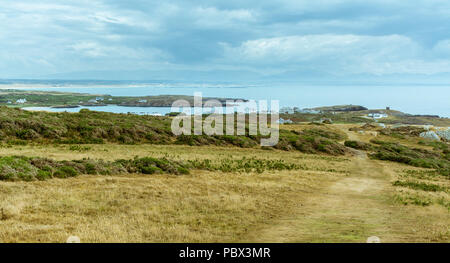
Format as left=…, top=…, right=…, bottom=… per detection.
left=23, top=105, right=246, bottom=115
left=11, top=82, right=450, bottom=117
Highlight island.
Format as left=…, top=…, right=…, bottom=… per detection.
left=0, top=89, right=248, bottom=108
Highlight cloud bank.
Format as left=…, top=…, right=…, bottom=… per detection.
left=1, top=0, right=449, bottom=80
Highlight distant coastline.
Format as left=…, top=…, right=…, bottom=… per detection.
left=0, top=80, right=448, bottom=118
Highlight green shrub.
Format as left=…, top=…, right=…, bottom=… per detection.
left=69, top=145, right=92, bottom=152
left=140, top=166, right=162, bottom=174
left=0, top=156, right=38, bottom=181
left=369, top=140, right=449, bottom=174
left=84, top=163, right=97, bottom=174
left=7, top=140, right=28, bottom=146
left=177, top=167, right=190, bottom=175
left=0, top=155, right=306, bottom=182
left=437, top=168, right=450, bottom=176
left=393, top=180, right=446, bottom=192
left=188, top=158, right=299, bottom=173
left=394, top=194, right=432, bottom=206
left=344, top=140, right=372, bottom=150
left=36, top=170, right=52, bottom=180
left=53, top=166, right=78, bottom=178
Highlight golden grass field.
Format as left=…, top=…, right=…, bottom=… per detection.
left=0, top=124, right=448, bottom=243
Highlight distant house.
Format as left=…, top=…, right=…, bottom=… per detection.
left=6, top=100, right=12, bottom=104
left=368, top=113, right=388, bottom=119
left=96, top=97, right=104, bottom=101
left=138, top=99, right=148, bottom=103
left=277, top=118, right=293, bottom=124
left=16, top=98, right=27, bottom=104
left=88, top=99, right=98, bottom=103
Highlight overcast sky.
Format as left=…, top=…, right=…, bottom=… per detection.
left=1, top=0, right=450, bottom=79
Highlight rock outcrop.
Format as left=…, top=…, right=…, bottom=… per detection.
left=436, top=128, right=450, bottom=141
left=419, top=131, right=441, bottom=141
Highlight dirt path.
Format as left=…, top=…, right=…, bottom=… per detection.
left=246, top=151, right=399, bottom=242
left=245, top=128, right=412, bottom=243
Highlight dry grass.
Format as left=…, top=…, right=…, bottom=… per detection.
left=0, top=143, right=348, bottom=243
left=0, top=169, right=337, bottom=243
left=244, top=153, right=449, bottom=243
left=0, top=124, right=448, bottom=243
left=0, top=144, right=350, bottom=174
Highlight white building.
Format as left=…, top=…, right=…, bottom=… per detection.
left=138, top=99, right=148, bottom=103
left=368, top=113, right=388, bottom=119
left=16, top=98, right=27, bottom=104
left=277, top=118, right=293, bottom=124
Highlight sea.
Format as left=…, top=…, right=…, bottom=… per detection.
left=1, top=81, right=449, bottom=117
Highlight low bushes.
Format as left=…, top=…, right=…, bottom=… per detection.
left=0, top=156, right=39, bottom=181
left=0, top=156, right=187, bottom=181
left=342, top=138, right=449, bottom=176
left=392, top=180, right=447, bottom=192
left=344, top=140, right=373, bottom=150
left=116, top=157, right=190, bottom=175
left=369, top=140, right=448, bottom=171
left=0, top=106, right=174, bottom=145
left=188, top=157, right=300, bottom=173
left=275, top=128, right=348, bottom=155
left=0, top=107, right=348, bottom=155
left=0, top=155, right=303, bottom=181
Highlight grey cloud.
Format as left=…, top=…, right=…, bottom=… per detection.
left=0, top=0, right=449, bottom=79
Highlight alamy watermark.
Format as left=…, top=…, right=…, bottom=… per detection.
left=170, top=92, right=279, bottom=146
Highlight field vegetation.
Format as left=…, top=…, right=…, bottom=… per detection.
left=0, top=155, right=304, bottom=181
left=0, top=107, right=448, bottom=242
left=0, top=89, right=245, bottom=107
left=0, top=107, right=348, bottom=155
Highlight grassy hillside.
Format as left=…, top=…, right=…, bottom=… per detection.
left=0, top=107, right=347, bottom=155
left=281, top=108, right=450, bottom=126
left=308, top=105, right=368, bottom=112
left=0, top=89, right=245, bottom=107
left=0, top=107, right=447, bottom=242
left=0, top=136, right=447, bottom=242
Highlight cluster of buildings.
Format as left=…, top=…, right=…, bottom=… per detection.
left=279, top=107, right=320, bottom=114
left=367, top=113, right=388, bottom=119
left=277, top=118, right=293, bottom=124
left=6, top=98, right=27, bottom=104
left=86, top=97, right=110, bottom=104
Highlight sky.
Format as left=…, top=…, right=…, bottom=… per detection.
left=1, top=0, right=450, bottom=81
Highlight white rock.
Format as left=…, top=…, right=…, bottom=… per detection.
left=436, top=129, right=450, bottom=141
left=420, top=131, right=441, bottom=141
left=66, top=236, right=81, bottom=243
left=367, top=236, right=381, bottom=243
